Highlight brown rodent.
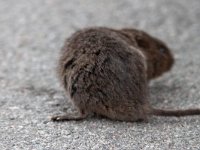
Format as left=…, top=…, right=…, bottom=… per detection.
left=52, top=27, right=200, bottom=122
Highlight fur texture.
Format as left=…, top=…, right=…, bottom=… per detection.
left=51, top=27, right=200, bottom=122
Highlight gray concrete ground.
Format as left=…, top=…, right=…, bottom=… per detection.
left=0, top=0, right=200, bottom=149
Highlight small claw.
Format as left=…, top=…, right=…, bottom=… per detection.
left=51, top=116, right=62, bottom=122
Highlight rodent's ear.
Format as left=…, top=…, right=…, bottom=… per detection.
left=135, top=36, right=150, bottom=49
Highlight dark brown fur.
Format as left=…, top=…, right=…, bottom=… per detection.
left=51, top=27, right=200, bottom=122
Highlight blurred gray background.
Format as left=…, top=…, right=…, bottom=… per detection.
left=0, top=0, right=200, bottom=149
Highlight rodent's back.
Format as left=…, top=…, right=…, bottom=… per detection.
left=58, top=28, right=150, bottom=121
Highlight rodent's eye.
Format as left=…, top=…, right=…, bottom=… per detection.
left=159, top=45, right=167, bottom=54
left=160, top=47, right=165, bottom=53
left=135, top=36, right=150, bottom=49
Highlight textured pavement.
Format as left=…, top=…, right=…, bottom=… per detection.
left=1, top=0, right=200, bottom=149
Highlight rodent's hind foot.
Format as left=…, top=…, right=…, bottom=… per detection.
left=51, top=112, right=88, bottom=122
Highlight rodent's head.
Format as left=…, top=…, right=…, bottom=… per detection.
left=120, top=29, right=174, bottom=80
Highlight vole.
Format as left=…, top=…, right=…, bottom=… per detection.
left=51, top=27, right=200, bottom=122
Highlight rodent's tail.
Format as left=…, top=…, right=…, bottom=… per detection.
left=152, top=108, right=200, bottom=117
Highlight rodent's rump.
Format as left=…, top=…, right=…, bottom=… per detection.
left=52, top=27, right=200, bottom=122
